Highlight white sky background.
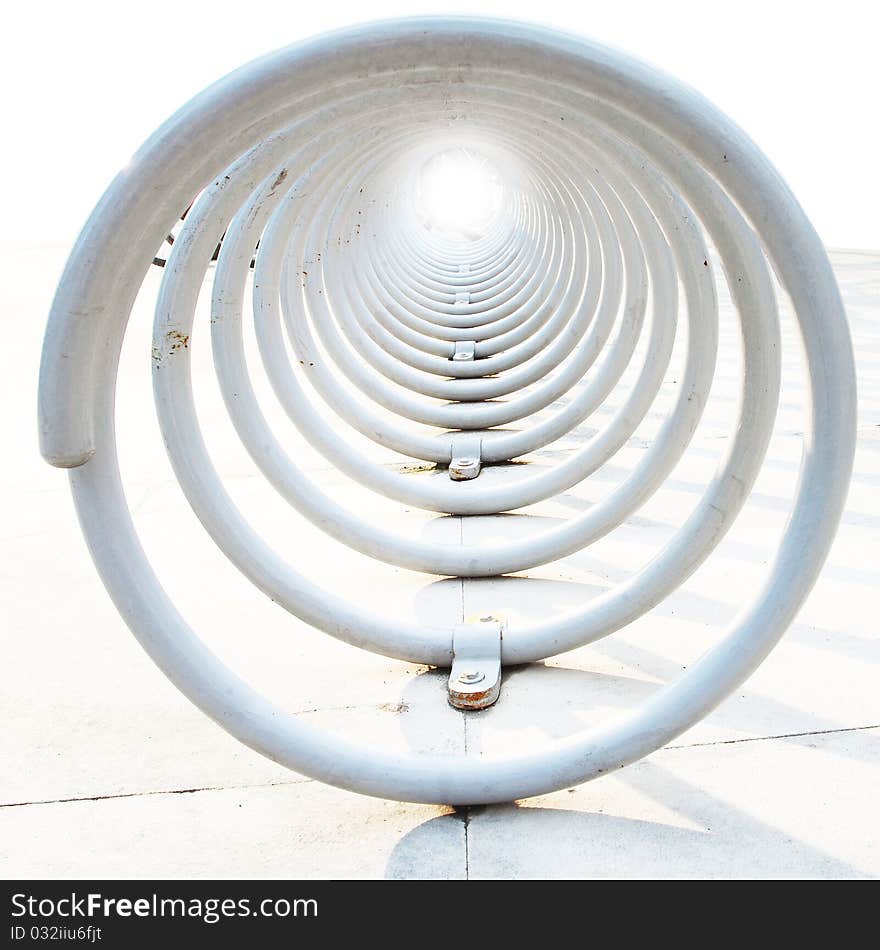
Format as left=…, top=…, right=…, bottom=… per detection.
left=2, top=0, right=878, bottom=249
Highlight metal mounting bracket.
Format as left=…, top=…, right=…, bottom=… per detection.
left=448, top=618, right=503, bottom=710
left=452, top=340, right=476, bottom=362
left=449, top=433, right=482, bottom=481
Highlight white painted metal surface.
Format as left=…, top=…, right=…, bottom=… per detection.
left=38, top=17, right=856, bottom=805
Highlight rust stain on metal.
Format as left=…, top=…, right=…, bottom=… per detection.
left=152, top=330, right=190, bottom=365
left=166, top=330, right=190, bottom=352
left=269, top=168, right=288, bottom=193
left=447, top=685, right=498, bottom=711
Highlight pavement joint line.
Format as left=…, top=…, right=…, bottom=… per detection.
left=9, top=723, right=874, bottom=811
left=0, top=776, right=315, bottom=811
left=464, top=806, right=471, bottom=881
left=460, top=513, right=471, bottom=882
left=666, top=722, right=880, bottom=751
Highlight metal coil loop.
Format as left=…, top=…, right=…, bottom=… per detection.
left=38, top=18, right=856, bottom=804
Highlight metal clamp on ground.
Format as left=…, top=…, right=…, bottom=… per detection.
left=449, top=433, right=482, bottom=481
left=448, top=618, right=503, bottom=710
left=451, top=340, right=476, bottom=362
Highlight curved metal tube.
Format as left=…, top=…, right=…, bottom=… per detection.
left=38, top=18, right=856, bottom=805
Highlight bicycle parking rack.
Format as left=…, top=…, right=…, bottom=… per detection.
left=38, top=18, right=856, bottom=804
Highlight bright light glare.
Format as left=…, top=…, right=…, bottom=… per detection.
left=413, top=148, right=503, bottom=240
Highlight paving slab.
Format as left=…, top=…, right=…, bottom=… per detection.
left=0, top=782, right=463, bottom=880
left=467, top=727, right=880, bottom=879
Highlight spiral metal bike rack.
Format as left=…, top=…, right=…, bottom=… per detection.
left=38, top=18, right=857, bottom=804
